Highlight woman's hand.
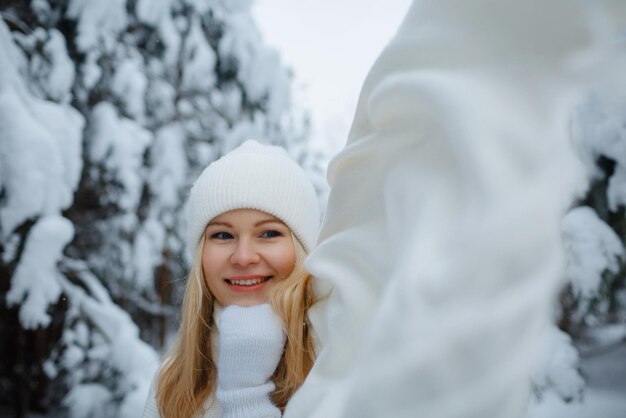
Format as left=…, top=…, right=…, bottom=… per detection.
left=217, top=303, right=286, bottom=418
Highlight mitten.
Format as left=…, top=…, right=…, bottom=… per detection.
left=216, top=303, right=286, bottom=418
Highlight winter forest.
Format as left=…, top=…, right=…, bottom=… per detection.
left=0, top=1, right=625, bottom=418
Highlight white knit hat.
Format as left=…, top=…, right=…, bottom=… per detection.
left=186, top=140, right=320, bottom=253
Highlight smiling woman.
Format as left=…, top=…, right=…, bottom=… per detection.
left=202, top=209, right=297, bottom=307
left=142, top=140, right=321, bottom=418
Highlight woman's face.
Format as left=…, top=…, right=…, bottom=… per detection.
left=202, top=208, right=296, bottom=307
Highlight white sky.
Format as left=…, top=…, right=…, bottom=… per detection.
left=252, top=0, right=412, bottom=155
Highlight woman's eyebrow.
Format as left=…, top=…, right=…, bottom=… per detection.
left=255, top=219, right=284, bottom=227
left=206, top=221, right=232, bottom=228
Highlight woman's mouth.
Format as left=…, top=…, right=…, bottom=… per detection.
left=225, top=275, right=271, bottom=291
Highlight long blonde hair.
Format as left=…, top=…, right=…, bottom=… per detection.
left=269, top=234, right=316, bottom=408
left=155, top=234, right=316, bottom=418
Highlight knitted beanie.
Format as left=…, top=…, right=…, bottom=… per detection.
left=186, top=140, right=320, bottom=253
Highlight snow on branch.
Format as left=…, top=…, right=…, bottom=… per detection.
left=59, top=260, right=159, bottom=418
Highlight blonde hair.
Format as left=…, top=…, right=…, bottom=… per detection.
left=155, top=234, right=316, bottom=418
left=269, top=235, right=316, bottom=408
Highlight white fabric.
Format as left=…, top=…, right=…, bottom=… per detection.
left=216, top=304, right=285, bottom=418
left=186, top=139, right=320, bottom=253
left=285, top=1, right=625, bottom=418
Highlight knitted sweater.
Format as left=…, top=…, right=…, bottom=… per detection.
left=142, top=303, right=321, bottom=418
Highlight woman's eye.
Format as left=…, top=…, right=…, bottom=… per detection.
left=260, top=230, right=282, bottom=239
left=210, top=232, right=233, bottom=240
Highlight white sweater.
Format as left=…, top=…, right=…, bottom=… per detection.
left=142, top=304, right=304, bottom=418
left=284, top=1, right=624, bottom=418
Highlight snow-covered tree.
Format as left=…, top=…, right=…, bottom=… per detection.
left=563, top=82, right=626, bottom=333
left=533, top=67, right=626, bottom=403
left=0, top=1, right=326, bottom=416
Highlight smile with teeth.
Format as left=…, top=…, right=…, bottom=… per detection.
left=226, top=276, right=271, bottom=286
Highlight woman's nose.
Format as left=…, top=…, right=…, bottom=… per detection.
left=230, top=238, right=260, bottom=266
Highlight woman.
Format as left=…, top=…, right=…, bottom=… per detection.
left=143, top=140, right=321, bottom=418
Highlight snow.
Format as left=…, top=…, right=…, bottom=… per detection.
left=29, top=99, right=84, bottom=208
left=572, top=80, right=626, bottom=211
left=583, top=323, right=626, bottom=347
left=88, top=102, right=152, bottom=212
left=42, top=358, right=58, bottom=379
left=219, top=11, right=290, bottom=119
left=66, top=0, right=128, bottom=52
left=74, top=320, right=90, bottom=347
left=41, top=29, right=75, bottom=102
left=135, top=0, right=172, bottom=27
left=81, top=297, right=157, bottom=385
left=181, top=17, right=217, bottom=91
left=62, top=344, right=85, bottom=369
left=81, top=51, right=102, bottom=90
left=1, top=233, right=19, bottom=263
left=0, top=21, right=83, bottom=237
left=31, top=0, right=52, bottom=23
left=154, top=12, right=180, bottom=66
left=149, top=124, right=188, bottom=209
left=14, top=27, right=76, bottom=102
left=608, top=163, right=626, bottom=211
left=249, top=48, right=291, bottom=120
left=211, top=85, right=244, bottom=122
left=1, top=12, right=162, bottom=413
left=533, top=326, right=584, bottom=402
left=186, top=0, right=214, bottom=15
left=530, top=389, right=626, bottom=418
left=0, top=18, right=26, bottom=86
left=145, top=76, right=177, bottom=121
left=133, top=218, right=166, bottom=288
left=221, top=0, right=253, bottom=13
left=5, top=216, right=74, bottom=329
left=63, top=383, right=113, bottom=418
left=59, top=265, right=160, bottom=418
left=561, top=206, right=623, bottom=306
left=528, top=344, right=626, bottom=418
left=111, top=56, right=147, bottom=121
